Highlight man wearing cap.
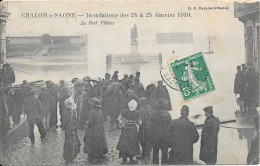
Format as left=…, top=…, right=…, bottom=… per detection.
left=111, top=71, right=119, bottom=82
left=134, top=71, right=140, bottom=83
left=83, top=97, right=108, bottom=163
left=167, top=105, right=199, bottom=164
left=23, top=90, right=46, bottom=144
left=149, top=80, right=172, bottom=111
left=20, top=80, right=32, bottom=101
left=199, top=106, right=220, bottom=165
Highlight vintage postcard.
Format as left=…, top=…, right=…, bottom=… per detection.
left=0, top=0, right=259, bottom=165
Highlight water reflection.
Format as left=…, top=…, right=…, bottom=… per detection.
left=237, top=128, right=255, bottom=150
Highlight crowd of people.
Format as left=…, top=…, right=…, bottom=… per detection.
left=234, top=63, right=258, bottom=112
left=0, top=68, right=223, bottom=165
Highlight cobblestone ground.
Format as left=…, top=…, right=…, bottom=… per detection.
left=2, top=121, right=152, bottom=165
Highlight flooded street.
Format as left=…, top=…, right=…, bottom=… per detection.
left=1, top=59, right=253, bottom=165
left=2, top=111, right=253, bottom=165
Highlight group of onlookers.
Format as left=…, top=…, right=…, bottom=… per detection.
left=234, top=63, right=258, bottom=111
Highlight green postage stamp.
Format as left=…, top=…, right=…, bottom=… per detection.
left=168, top=52, right=215, bottom=101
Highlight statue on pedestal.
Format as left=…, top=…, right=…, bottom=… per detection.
left=131, top=24, right=138, bottom=42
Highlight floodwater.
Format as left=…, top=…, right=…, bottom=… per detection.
left=3, top=57, right=256, bottom=165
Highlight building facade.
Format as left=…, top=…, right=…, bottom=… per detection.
left=0, top=2, right=10, bottom=66
left=234, top=1, right=260, bottom=106
left=6, top=34, right=88, bottom=58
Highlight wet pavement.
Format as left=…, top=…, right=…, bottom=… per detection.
left=1, top=121, right=152, bottom=165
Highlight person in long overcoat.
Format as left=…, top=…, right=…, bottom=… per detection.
left=89, top=78, right=103, bottom=99
left=46, top=81, right=58, bottom=129
left=145, top=82, right=156, bottom=102
left=199, top=106, right=220, bottom=165
left=13, top=89, right=23, bottom=123
left=234, top=66, right=245, bottom=95
left=83, top=97, right=108, bottom=163
left=137, top=97, right=152, bottom=159
left=151, top=99, right=172, bottom=164
left=0, top=88, right=10, bottom=134
left=148, top=80, right=172, bottom=111
left=63, top=82, right=81, bottom=164
left=167, top=105, right=199, bottom=164
left=103, top=82, right=123, bottom=131
left=38, top=87, right=54, bottom=131
left=117, top=99, right=142, bottom=165
left=23, top=90, right=46, bottom=144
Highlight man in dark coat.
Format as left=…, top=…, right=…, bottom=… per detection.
left=1, top=87, right=10, bottom=134
left=151, top=99, right=172, bottom=164
left=23, top=90, right=46, bottom=144
left=145, top=82, right=156, bottom=101
left=13, top=89, right=23, bottom=123
left=124, top=74, right=134, bottom=91
left=83, top=76, right=93, bottom=92
left=46, top=81, right=58, bottom=129
left=137, top=97, right=152, bottom=160
left=20, top=80, right=32, bottom=102
left=167, top=105, right=199, bottom=164
left=84, top=97, right=108, bottom=163
left=247, top=109, right=259, bottom=164
left=1, top=63, right=15, bottom=88
left=134, top=71, right=140, bottom=84
left=117, top=99, right=142, bottom=165
left=39, top=87, right=54, bottom=131
left=103, top=82, right=123, bottom=131
left=111, top=71, right=119, bottom=82
left=89, top=78, right=103, bottom=99
left=149, top=80, right=172, bottom=111
left=234, top=66, right=245, bottom=95
left=199, top=106, right=220, bottom=165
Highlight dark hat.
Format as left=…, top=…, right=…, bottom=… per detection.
left=91, top=77, right=99, bottom=83
left=203, top=106, right=213, bottom=111
left=114, top=71, right=119, bottom=74
left=135, top=71, right=140, bottom=75
left=23, top=80, right=27, bottom=83
left=129, top=74, right=134, bottom=78
left=158, top=80, right=163, bottom=83
left=74, top=79, right=85, bottom=86
left=88, top=97, right=102, bottom=108
left=28, top=90, right=35, bottom=95
left=83, top=76, right=91, bottom=81
left=181, top=105, right=189, bottom=112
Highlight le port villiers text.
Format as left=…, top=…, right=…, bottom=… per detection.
left=80, top=20, right=115, bottom=25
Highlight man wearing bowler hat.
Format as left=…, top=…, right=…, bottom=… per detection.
left=199, top=106, right=220, bottom=165
left=167, top=105, right=199, bottom=164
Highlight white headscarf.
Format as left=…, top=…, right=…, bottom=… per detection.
left=64, top=82, right=75, bottom=97
left=128, top=99, right=137, bottom=111
left=65, top=96, right=77, bottom=110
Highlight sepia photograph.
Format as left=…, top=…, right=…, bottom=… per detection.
left=0, top=0, right=259, bottom=165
